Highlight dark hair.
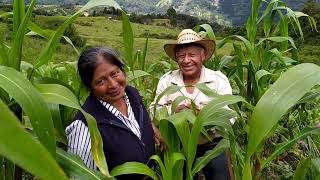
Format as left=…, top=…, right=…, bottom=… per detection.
left=77, top=47, right=125, bottom=89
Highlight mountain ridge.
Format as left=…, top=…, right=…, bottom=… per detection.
left=1, top=0, right=319, bottom=26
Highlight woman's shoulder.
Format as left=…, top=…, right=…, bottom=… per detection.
left=65, top=120, right=88, bottom=135
left=125, top=85, right=144, bottom=104
left=125, top=85, right=140, bottom=97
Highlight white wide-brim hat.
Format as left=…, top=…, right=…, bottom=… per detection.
left=164, top=29, right=216, bottom=61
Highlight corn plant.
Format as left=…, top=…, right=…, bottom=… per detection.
left=110, top=63, right=320, bottom=180
left=110, top=0, right=319, bottom=179
left=194, top=0, right=320, bottom=179
left=0, top=0, right=125, bottom=179
left=111, top=86, right=242, bottom=180
left=121, top=11, right=175, bottom=106
left=1, top=0, right=319, bottom=179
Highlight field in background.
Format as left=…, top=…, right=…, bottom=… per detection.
left=0, top=15, right=235, bottom=65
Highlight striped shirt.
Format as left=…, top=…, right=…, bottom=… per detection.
left=65, top=94, right=140, bottom=169
left=99, top=95, right=141, bottom=139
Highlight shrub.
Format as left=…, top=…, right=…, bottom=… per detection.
left=63, top=24, right=87, bottom=48
left=33, top=16, right=86, bottom=48
left=138, top=32, right=176, bottom=39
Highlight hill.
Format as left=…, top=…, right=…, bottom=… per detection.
left=0, top=15, right=234, bottom=65
left=2, top=0, right=319, bottom=26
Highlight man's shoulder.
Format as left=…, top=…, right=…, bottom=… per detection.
left=159, top=69, right=179, bottom=81
left=204, top=67, right=229, bottom=83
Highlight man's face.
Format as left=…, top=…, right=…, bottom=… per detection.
left=175, top=45, right=206, bottom=78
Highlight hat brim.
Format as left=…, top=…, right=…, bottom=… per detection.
left=164, top=39, right=216, bottom=61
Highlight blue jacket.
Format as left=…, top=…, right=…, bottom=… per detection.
left=74, top=86, right=155, bottom=179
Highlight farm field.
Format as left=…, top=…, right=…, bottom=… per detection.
left=0, top=0, right=320, bottom=179
left=0, top=15, right=234, bottom=65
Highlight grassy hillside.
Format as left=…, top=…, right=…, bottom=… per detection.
left=1, top=15, right=234, bottom=65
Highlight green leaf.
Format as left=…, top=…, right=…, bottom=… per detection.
left=257, top=0, right=279, bottom=33
left=257, top=36, right=297, bottom=49
left=255, top=69, right=272, bottom=82
left=0, top=66, right=56, bottom=156
left=36, top=84, right=80, bottom=109
left=111, top=162, right=158, bottom=180
left=293, top=158, right=311, bottom=180
left=36, top=77, right=75, bottom=95
left=27, top=22, right=54, bottom=39
left=62, top=36, right=80, bottom=55
left=0, top=35, right=9, bottom=66
left=141, top=37, right=149, bottom=70
left=245, top=63, right=320, bottom=178
left=196, top=83, right=218, bottom=98
left=248, top=61, right=260, bottom=104
left=36, top=83, right=110, bottom=176
left=198, top=95, right=248, bottom=122
left=12, top=0, right=25, bottom=37
left=217, top=36, right=230, bottom=49
left=298, top=89, right=320, bottom=104
left=168, top=153, right=185, bottom=180
left=0, top=99, right=68, bottom=180
left=233, top=36, right=254, bottom=56
left=169, top=111, right=193, bottom=155
left=218, top=55, right=235, bottom=70
left=0, top=156, right=3, bottom=178
left=5, top=160, right=14, bottom=180
left=152, top=85, right=182, bottom=119
left=47, top=103, right=66, bottom=142
left=311, top=158, right=320, bottom=174
left=202, top=108, right=236, bottom=137
left=170, top=96, right=189, bottom=114
left=159, top=119, right=181, bottom=153
left=35, top=0, right=121, bottom=68
left=0, top=12, right=13, bottom=19
left=233, top=43, right=244, bottom=81
left=192, top=139, right=229, bottom=176
left=9, top=0, right=36, bottom=70
left=122, top=11, right=134, bottom=69
left=21, top=61, right=34, bottom=73
left=127, top=70, right=150, bottom=82
left=194, top=24, right=216, bottom=41
left=56, top=148, right=112, bottom=180
left=187, top=95, right=246, bottom=178
left=150, top=155, right=167, bottom=179
left=263, top=127, right=320, bottom=167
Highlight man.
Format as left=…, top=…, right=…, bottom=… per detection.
left=151, top=29, right=233, bottom=180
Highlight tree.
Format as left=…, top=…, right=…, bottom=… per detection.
left=291, top=0, right=320, bottom=45
left=166, top=7, right=177, bottom=26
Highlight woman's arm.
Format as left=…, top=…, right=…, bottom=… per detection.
left=65, top=120, right=96, bottom=169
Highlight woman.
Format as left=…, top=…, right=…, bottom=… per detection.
left=66, top=47, right=155, bottom=179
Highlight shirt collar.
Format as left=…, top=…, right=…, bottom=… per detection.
left=170, top=66, right=214, bottom=85
left=98, top=93, right=129, bottom=117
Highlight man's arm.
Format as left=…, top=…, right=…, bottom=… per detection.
left=149, top=73, right=172, bottom=115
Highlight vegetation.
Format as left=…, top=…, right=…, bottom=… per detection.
left=292, top=0, right=320, bottom=65
left=0, top=0, right=319, bottom=180
left=0, top=9, right=234, bottom=64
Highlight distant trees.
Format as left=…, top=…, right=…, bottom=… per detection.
left=293, top=0, right=320, bottom=64
left=295, top=0, right=320, bottom=45
left=90, top=7, right=121, bottom=17
left=166, top=7, right=177, bottom=26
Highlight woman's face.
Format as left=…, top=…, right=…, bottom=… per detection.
left=90, top=57, right=126, bottom=104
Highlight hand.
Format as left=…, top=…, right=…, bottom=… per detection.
left=175, top=104, right=200, bottom=114
left=152, top=123, right=166, bottom=152
left=175, top=104, right=192, bottom=113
